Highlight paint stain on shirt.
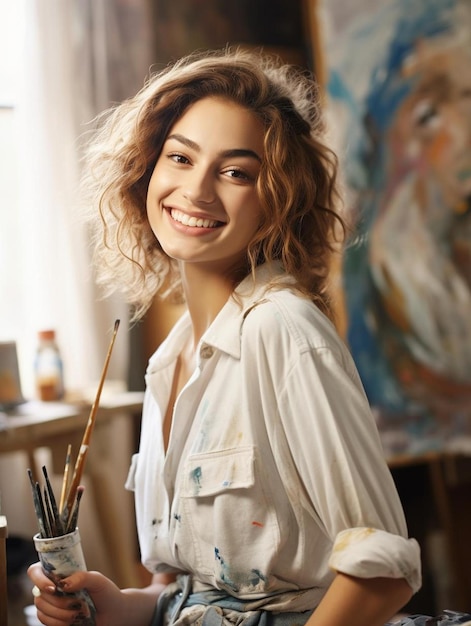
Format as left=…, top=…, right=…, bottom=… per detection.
left=214, top=547, right=238, bottom=591
left=333, top=527, right=376, bottom=552
left=151, top=518, right=162, bottom=539
left=214, top=548, right=268, bottom=593
left=248, top=569, right=267, bottom=586
left=190, top=466, right=202, bottom=495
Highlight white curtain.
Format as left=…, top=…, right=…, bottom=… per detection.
left=8, top=0, right=154, bottom=397
left=0, top=0, right=154, bottom=542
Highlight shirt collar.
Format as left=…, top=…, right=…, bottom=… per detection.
left=147, top=262, right=292, bottom=372
left=201, top=262, right=292, bottom=360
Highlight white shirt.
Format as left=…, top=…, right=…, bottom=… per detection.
left=126, top=263, right=421, bottom=611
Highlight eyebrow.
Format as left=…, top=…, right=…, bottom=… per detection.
left=166, top=133, right=262, bottom=163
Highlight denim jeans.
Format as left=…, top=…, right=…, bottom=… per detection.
left=152, top=576, right=471, bottom=626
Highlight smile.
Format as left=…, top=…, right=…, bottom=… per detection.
left=170, top=208, right=222, bottom=228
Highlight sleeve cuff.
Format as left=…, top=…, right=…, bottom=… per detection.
left=328, top=527, right=422, bottom=593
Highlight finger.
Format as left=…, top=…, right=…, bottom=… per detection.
left=34, top=586, right=82, bottom=611
left=34, top=594, right=86, bottom=625
left=57, top=569, right=110, bottom=594
left=32, top=582, right=56, bottom=598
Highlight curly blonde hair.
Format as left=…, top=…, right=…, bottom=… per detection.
left=81, top=47, right=345, bottom=320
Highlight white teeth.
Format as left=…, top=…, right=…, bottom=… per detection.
left=170, top=209, right=218, bottom=228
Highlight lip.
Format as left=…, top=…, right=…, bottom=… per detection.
left=165, top=206, right=225, bottom=233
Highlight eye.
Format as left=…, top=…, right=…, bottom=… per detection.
left=411, top=99, right=441, bottom=132
left=222, top=167, right=253, bottom=182
left=168, top=153, right=191, bottom=165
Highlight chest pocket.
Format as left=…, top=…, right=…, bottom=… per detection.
left=173, top=446, right=280, bottom=593
left=182, top=446, right=254, bottom=497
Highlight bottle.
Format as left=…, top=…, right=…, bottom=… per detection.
left=35, top=329, right=64, bottom=401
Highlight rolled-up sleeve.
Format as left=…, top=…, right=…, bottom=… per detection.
left=330, top=527, right=421, bottom=592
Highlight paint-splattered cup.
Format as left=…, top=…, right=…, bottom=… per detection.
left=33, top=528, right=96, bottom=624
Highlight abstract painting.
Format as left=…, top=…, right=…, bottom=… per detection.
left=316, top=0, right=471, bottom=455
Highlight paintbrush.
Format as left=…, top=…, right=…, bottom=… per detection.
left=42, top=465, right=64, bottom=536
left=59, top=443, right=72, bottom=521
left=27, top=469, right=47, bottom=538
left=37, top=482, right=51, bottom=538
left=43, top=486, right=56, bottom=536
left=63, top=319, right=120, bottom=520
left=66, top=485, right=85, bottom=534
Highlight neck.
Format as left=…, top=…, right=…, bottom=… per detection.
left=179, top=263, right=239, bottom=348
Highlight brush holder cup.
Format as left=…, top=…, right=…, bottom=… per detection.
left=33, top=528, right=96, bottom=624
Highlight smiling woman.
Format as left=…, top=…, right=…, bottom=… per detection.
left=81, top=50, right=342, bottom=322
left=25, top=48, right=426, bottom=626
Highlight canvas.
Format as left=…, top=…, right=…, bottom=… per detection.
left=316, top=0, right=471, bottom=456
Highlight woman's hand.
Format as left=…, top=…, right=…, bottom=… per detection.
left=27, top=561, right=160, bottom=626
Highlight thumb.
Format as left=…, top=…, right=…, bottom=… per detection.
left=58, top=570, right=118, bottom=596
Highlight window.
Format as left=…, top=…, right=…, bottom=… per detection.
left=0, top=2, right=132, bottom=399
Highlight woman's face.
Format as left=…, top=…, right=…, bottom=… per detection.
left=146, top=96, right=265, bottom=276
left=392, top=47, right=471, bottom=211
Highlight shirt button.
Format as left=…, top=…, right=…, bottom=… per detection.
left=200, top=344, right=214, bottom=359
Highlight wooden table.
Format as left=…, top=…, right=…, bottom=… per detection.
left=0, top=392, right=144, bottom=588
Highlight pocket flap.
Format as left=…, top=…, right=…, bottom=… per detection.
left=182, top=446, right=255, bottom=497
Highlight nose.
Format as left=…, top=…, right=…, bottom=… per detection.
left=182, top=166, right=216, bottom=204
